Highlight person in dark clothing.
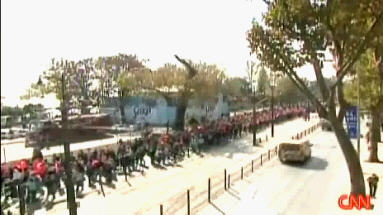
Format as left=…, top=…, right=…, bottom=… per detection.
left=72, top=161, right=85, bottom=195
left=44, top=167, right=59, bottom=202
left=77, top=150, right=88, bottom=165
left=367, top=173, right=379, bottom=198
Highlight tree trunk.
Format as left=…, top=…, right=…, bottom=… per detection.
left=119, top=90, right=126, bottom=124
left=368, top=106, right=380, bottom=162
left=329, top=114, right=366, bottom=196
left=61, top=108, right=68, bottom=127
left=81, top=103, right=90, bottom=115
left=174, top=101, right=187, bottom=131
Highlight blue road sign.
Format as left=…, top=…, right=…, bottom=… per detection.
left=345, top=106, right=358, bottom=139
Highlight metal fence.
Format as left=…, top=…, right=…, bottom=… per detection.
left=157, top=145, right=278, bottom=215
left=158, top=122, right=322, bottom=215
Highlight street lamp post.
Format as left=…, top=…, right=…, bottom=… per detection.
left=269, top=71, right=280, bottom=138
left=271, top=84, right=274, bottom=138
left=253, top=80, right=257, bottom=146
left=248, top=60, right=257, bottom=146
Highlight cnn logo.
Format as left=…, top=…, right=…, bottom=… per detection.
left=338, top=194, right=371, bottom=210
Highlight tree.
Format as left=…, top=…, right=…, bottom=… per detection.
left=222, top=77, right=249, bottom=107
left=247, top=0, right=383, bottom=196
left=117, top=56, right=226, bottom=130
left=21, top=103, right=44, bottom=126
left=222, top=77, right=248, bottom=98
left=190, top=62, right=226, bottom=101
left=308, top=78, right=337, bottom=99
left=256, top=66, right=269, bottom=97
left=1, top=106, right=23, bottom=128
left=74, top=58, right=99, bottom=114
left=23, top=59, right=82, bottom=125
left=97, top=54, right=147, bottom=124
left=276, top=76, right=306, bottom=105
left=22, top=59, right=79, bottom=213
left=344, top=50, right=383, bottom=162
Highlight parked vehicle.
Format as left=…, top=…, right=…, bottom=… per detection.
left=10, top=127, right=28, bottom=138
left=1, top=128, right=10, bottom=139
left=278, top=140, right=312, bottom=163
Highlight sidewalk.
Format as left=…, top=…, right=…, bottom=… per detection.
left=324, top=127, right=383, bottom=215
left=337, top=120, right=383, bottom=214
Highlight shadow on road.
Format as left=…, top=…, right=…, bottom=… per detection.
left=227, top=190, right=241, bottom=200
left=285, top=156, right=328, bottom=170
left=204, top=140, right=262, bottom=159
left=210, top=202, right=226, bottom=215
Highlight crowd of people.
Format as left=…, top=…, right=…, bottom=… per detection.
left=1, top=106, right=307, bottom=213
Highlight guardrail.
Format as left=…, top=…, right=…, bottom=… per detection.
left=156, top=145, right=279, bottom=215
left=291, top=122, right=321, bottom=140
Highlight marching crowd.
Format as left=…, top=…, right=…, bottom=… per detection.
left=1, top=106, right=307, bottom=213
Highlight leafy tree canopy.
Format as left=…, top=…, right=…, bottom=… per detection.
left=344, top=50, right=382, bottom=109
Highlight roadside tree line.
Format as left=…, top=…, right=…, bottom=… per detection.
left=248, top=0, right=383, bottom=196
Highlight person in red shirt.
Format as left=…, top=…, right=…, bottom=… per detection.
left=32, top=158, right=47, bottom=179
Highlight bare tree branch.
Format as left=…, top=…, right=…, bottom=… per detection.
left=174, top=55, right=198, bottom=79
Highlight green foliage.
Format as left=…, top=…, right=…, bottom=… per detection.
left=117, top=60, right=227, bottom=101
left=22, top=103, right=44, bottom=121
left=247, top=0, right=383, bottom=117
left=22, top=54, right=147, bottom=113
left=256, top=67, right=269, bottom=96
left=222, top=77, right=248, bottom=98
left=97, top=54, right=147, bottom=98
left=344, top=50, right=382, bottom=109
left=190, top=62, right=226, bottom=100
left=1, top=106, right=23, bottom=117
left=152, top=63, right=187, bottom=92
left=275, top=76, right=305, bottom=104
left=308, top=78, right=336, bottom=98
left=1, top=106, right=23, bottom=128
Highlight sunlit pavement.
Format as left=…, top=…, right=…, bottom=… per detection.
left=12, top=116, right=320, bottom=215
left=200, top=119, right=382, bottom=215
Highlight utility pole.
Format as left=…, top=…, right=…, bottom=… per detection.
left=271, top=78, right=275, bottom=138
left=252, top=61, right=257, bottom=146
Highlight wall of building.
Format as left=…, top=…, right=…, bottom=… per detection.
left=185, top=94, right=229, bottom=123
left=101, top=94, right=229, bottom=126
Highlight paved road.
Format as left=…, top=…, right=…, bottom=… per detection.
left=230, top=130, right=357, bottom=215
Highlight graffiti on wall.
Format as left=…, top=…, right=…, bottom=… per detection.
left=133, top=105, right=152, bottom=119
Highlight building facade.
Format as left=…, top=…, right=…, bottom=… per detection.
left=101, top=94, right=229, bottom=126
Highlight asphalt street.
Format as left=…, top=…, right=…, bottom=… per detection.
left=231, top=131, right=357, bottom=215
